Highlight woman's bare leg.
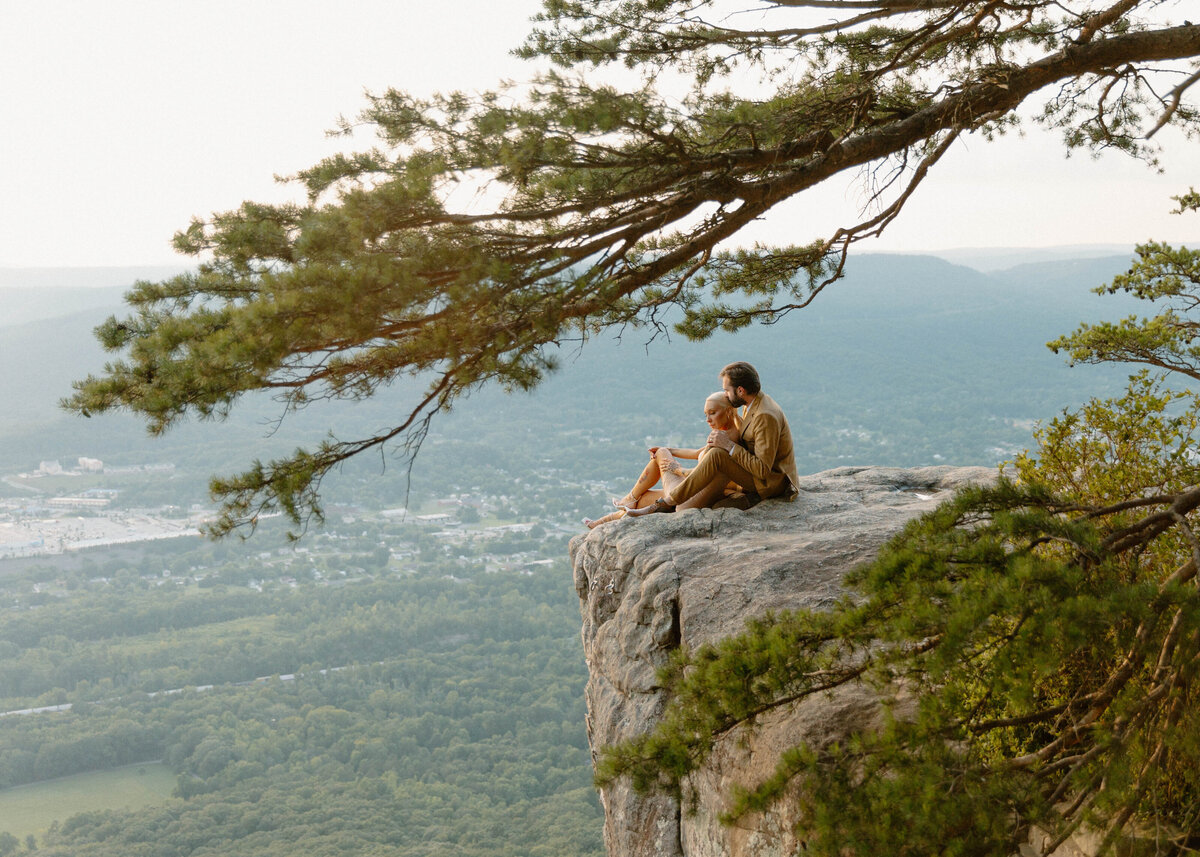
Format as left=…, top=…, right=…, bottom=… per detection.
left=615, top=457, right=662, bottom=508
left=588, top=486, right=667, bottom=527
left=628, top=451, right=727, bottom=517
left=656, top=448, right=689, bottom=497
left=616, top=489, right=664, bottom=510
left=626, top=450, right=703, bottom=518
left=632, top=489, right=663, bottom=508
left=584, top=509, right=625, bottom=528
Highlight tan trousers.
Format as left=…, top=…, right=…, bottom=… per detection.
left=670, top=449, right=763, bottom=506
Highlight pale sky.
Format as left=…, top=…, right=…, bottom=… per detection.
left=1, top=0, right=1197, bottom=269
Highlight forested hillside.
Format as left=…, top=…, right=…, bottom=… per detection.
left=0, top=528, right=600, bottom=857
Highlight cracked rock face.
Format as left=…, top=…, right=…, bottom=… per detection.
left=570, top=466, right=994, bottom=857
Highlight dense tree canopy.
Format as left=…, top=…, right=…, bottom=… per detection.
left=0, top=561, right=602, bottom=857
left=65, top=1, right=1200, bottom=534
left=599, top=197, right=1200, bottom=855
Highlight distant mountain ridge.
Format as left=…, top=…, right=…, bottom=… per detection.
left=0, top=266, right=189, bottom=290
left=927, top=244, right=1135, bottom=272
left=0, top=286, right=126, bottom=329
left=0, top=266, right=188, bottom=329
left=0, top=305, right=113, bottom=430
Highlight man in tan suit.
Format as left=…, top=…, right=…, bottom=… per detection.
left=630, top=361, right=798, bottom=514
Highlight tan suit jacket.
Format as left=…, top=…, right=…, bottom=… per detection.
left=730, top=392, right=798, bottom=499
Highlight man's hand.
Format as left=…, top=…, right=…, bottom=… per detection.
left=707, top=430, right=737, bottom=452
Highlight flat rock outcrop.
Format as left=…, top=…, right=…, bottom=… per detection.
left=570, top=465, right=994, bottom=857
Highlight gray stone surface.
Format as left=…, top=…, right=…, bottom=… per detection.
left=570, top=465, right=994, bottom=857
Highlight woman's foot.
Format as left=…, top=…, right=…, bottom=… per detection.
left=612, top=495, right=638, bottom=509
left=624, top=498, right=676, bottom=517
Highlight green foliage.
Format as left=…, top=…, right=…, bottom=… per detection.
left=1051, top=190, right=1200, bottom=384
left=62, top=2, right=1200, bottom=535
left=0, top=562, right=602, bottom=857
left=599, top=203, right=1200, bottom=854
left=0, top=762, right=175, bottom=840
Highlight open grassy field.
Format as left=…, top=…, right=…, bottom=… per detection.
left=0, top=763, right=176, bottom=840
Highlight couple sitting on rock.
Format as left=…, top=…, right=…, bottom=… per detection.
left=584, top=361, right=798, bottom=529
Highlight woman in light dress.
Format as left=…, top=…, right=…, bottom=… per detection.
left=583, top=392, right=741, bottom=528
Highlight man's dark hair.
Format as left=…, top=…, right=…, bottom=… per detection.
left=720, top=361, right=761, bottom=395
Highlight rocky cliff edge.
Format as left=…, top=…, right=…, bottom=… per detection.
left=569, top=465, right=994, bottom=857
